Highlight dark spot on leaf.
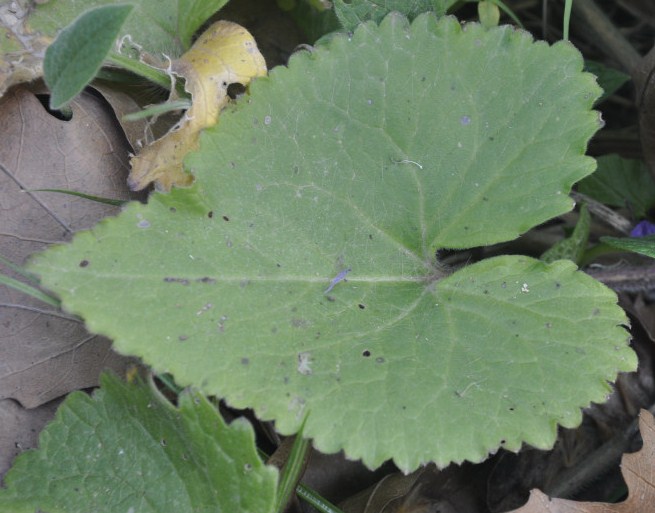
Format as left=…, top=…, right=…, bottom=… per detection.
left=402, top=405, right=407, bottom=410
left=327, top=295, right=336, bottom=302
left=198, top=277, right=216, bottom=284
left=421, top=76, right=426, bottom=81
left=501, top=282, right=507, bottom=288
left=368, top=234, right=373, bottom=240
left=164, top=277, right=190, bottom=285
left=291, top=318, right=309, bottom=328
left=315, top=331, right=321, bottom=339
left=293, top=165, right=299, bottom=175
left=489, top=137, right=494, bottom=141
left=358, top=304, right=365, bottom=309
left=207, top=211, right=214, bottom=218
left=555, top=282, right=561, bottom=289
left=271, top=326, right=278, bottom=334
left=222, top=215, right=230, bottom=221
left=483, top=196, right=489, bottom=201
left=463, top=226, right=469, bottom=230
left=230, top=161, right=236, bottom=168
left=483, top=289, right=489, bottom=294
left=160, top=439, right=167, bottom=447
left=241, top=357, right=249, bottom=365
left=169, top=207, right=177, bottom=213
left=509, top=407, right=515, bottom=412
left=500, top=439, right=506, bottom=445
left=362, top=350, right=371, bottom=357
left=240, top=279, right=250, bottom=288
left=376, top=357, right=385, bottom=363
left=545, top=322, right=552, bottom=329
left=178, top=335, right=188, bottom=341
left=592, top=308, right=600, bottom=316
left=283, top=376, right=289, bottom=384
left=79, top=260, right=89, bottom=268
left=276, top=263, right=282, bottom=268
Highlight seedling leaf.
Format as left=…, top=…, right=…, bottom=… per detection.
left=43, top=4, right=134, bottom=110
left=333, top=0, right=457, bottom=31
left=0, top=373, right=277, bottom=513
left=577, top=154, right=655, bottom=218
left=541, top=204, right=590, bottom=264
left=601, top=235, right=655, bottom=259
left=30, top=14, right=634, bottom=471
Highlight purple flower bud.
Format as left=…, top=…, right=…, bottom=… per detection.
left=630, top=220, right=655, bottom=238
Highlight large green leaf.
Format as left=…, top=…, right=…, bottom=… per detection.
left=0, top=373, right=277, bottom=513
left=30, top=14, right=634, bottom=471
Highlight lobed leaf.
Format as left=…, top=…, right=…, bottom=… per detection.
left=0, top=373, right=277, bottom=513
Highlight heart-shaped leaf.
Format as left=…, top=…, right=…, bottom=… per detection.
left=30, top=14, right=635, bottom=471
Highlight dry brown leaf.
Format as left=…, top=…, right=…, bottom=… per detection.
left=0, top=397, right=61, bottom=485
left=508, top=409, right=655, bottom=513
left=0, top=86, right=137, bottom=408
left=0, top=3, right=52, bottom=98
left=127, top=20, right=267, bottom=191
left=339, top=464, right=487, bottom=513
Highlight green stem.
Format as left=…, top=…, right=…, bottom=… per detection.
left=275, top=421, right=311, bottom=512
left=0, top=274, right=60, bottom=308
left=106, top=52, right=173, bottom=90
left=296, top=484, right=345, bottom=513
left=563, top=0, right=573, bottom=40
left=257, top=446, right=345, bottom=513
left=579, top=242, right=623, bottom=267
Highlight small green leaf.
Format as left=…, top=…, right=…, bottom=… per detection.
left=585, top=60, right=630, bottom=103
left=44, top=4, right=134, bottom=109
left=601, top=235, right=655, bottom=259
left=30, top=0, right=229, bottom=57
left=478, top=1, right=500, bottom=28
left=0, top=373, right=278, bottom=513
left=577, top=154, right=655, bottom=218
left=541, top=204, right=591, bottom=264
left=333, top=0, right=456, bottom=31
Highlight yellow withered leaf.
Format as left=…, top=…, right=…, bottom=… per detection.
left=128, top=21, right=267, bottom=191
